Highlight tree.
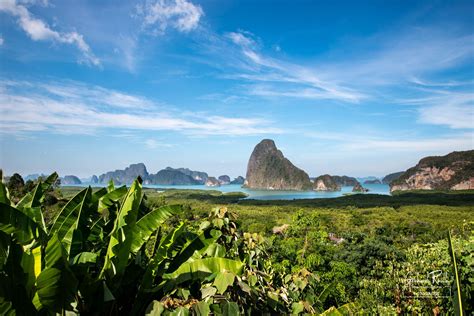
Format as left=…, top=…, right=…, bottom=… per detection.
left=6, top=173, right=24, bottom=199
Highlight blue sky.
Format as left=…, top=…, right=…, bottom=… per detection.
left=0, top=0, right=473, bottom=178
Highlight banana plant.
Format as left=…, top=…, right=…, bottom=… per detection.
left=0, top=174, right=247, bottom=315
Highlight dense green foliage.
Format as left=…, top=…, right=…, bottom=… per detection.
left=2, top=177, right=473, bottom=314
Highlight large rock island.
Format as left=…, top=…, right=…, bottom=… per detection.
left=244, top=139, right=312, bottom=190
left=313, top=174, right=341, bottom=191
left=99, top=163, right=149, bottom=185
left=390, top=150, right=474, bottom=192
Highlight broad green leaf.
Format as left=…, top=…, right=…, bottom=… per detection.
left=213, top=271, right=235, bottom=294
left=193, top=301, right=210, bottom=316
left=35, top=267, right=78, bottom=313
left=101, top=179, right=142, bottom=280
left=291, top=301, right=304, bottom=315
left=320, top=306, right=343, bottom=316
left=16, top=172, right=58, bottom=210
left=0, top=181, right=10, bottom=205
left=0, top=242, right=37, bottom=315
left=145, top=300, right=165, bottom=316
left=170, top=307, right=189, bottom=316
left=107, top=179, right=115, bottom=192
left=50, top=187, right=89, bottom=237
left=163, top=257, right=244, bottom=288
left=59, top=187, right=91, bottom=258
left=0, top=202, right=40, bottom=245
left=72, top=252, right=98, bottom=265
left=130, top=205, right=181, bottom=254
left=167, top=228, right=222, bottom=273
left=205, top=243, right=226, bottom=257
left=20, top=246, right=42, bottom=296
left=222, top=301, right=239, bottom=316
left=139, top=223, right=186, bottom=291
left=35, top=234, right=78, bottom=313
left=201, top=286, right=217, bottom=299
left=98, top=185, right=128, bottom=216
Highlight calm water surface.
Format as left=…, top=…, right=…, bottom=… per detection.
left=69, top=183, right=390, bottom=200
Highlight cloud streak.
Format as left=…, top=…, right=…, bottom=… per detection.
left=0, top=0, right=100, bottom=66
left=0, top=79, right=282, bottom=137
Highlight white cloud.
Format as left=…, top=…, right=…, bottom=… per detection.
left=0, top=79, right=282, bottom=137
left=137, top=0, right=203, bottom=34
left=419, top=103, right=473, bottom=129
left=395, top=86, right=474, bottom=129
left=0, top=0, right=100, bottom=66
left=0, top=35, right=3, bottom=45
left=144, top=139, right=173, bottom=149
left=203, top=31, right=367, bottom=103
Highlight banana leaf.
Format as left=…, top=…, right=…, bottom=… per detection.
left=101, top=179, right=142, bottom=281
left=130, top=205, right=181, bottom=254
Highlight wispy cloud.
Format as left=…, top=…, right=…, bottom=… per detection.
left=220, top=31, right=366, bottom=103
left=136, top=0, right=203, bottom=34
left=395, top=84, right=474, bottom=129
left=305, top=130, right=473, bottom=153
left=144, top=139, right=173, bottom=149
left=0, top=0, right=100, bottom=66
left=0, top=79, right=281, bottom=137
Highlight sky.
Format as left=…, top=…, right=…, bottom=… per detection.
left=0, top=0, right=473, bottom=179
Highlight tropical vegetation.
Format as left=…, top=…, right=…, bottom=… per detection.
left=1, top=174, right=472, bottom=314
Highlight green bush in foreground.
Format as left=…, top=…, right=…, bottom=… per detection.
left=1, top=174, right=471, bottom=315
left=0, top=173, right=357, bottom=315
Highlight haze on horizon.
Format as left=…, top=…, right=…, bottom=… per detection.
left=0, top=0, right=473, bottom=179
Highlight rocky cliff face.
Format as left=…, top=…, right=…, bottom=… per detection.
left=332, top=176, right=358, bottom=186
left=244, top=139, right=312, bottom=190
left=364, top=179, right=381, bottom=184
left=352, top=182, right=369, bottom=192
left=205, top=177, right=220, bottom=187
left=62, top=175, right=82, bottom=185
left=150, top=169, right=199, bottom=185
left=99, top=163, right=149, bottom=185
left=218, top=175, right=231, bottom=184
left=230, top=176, right=245, bottom=185
left=313, top=174, right=341, bottom=191
left=390, top=150, right=474, bottom=192
left=166, top=167, right=208, bottom=184
left=382, top=172, right=404, bottom=184
left=90, top=175, right=99, bottom=184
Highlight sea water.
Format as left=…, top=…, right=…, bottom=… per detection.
left=67, top=183, right=391, bottom=200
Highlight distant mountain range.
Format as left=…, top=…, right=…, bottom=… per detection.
left=20, top=142, right=472, bottom=193
left=94, top=163, right=244, bottom=186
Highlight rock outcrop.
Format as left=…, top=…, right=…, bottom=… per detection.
left=205, top=177, right=220, bottom=187
left=382, top=172, right=404, bottom=184
left=61, top=175, right=82, bottom=185
left=352, top=182, right=369, bottom=192
left=165, top=167, right=208, bottom=184
left=230, top=176, right=245, bottom=185
left=332, top=176, right=358, bottom=187
left=313, top=174, right=341, bottom=191
left=390, top=150, right=474, bottom=192
left=218, top=175, right=231, bottom=185
left=150, top=169, right=199, bottom=185
left=244, top=139, right=312, bottom=190
left=90, top=175, right=99, bottom=184
left=363, top=179, right=381, bottom=184
left=99, top=163, right=149, bottom=185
